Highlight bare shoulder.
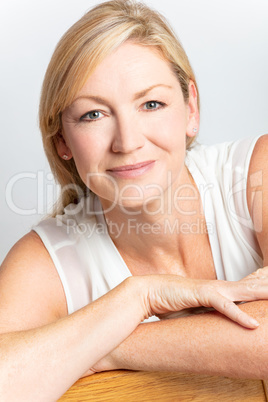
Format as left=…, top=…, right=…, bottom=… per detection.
left=247, top=135, right=268, bottom=174
left=247, top=134, right=268, bottom=211
left=247, top=134, right=268, bottom=265
left=0, top=230, right=68, bottom=333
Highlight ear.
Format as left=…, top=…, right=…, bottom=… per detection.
left=186, top=81, right=200, bottom=138
left=55, top=132, right=73, bottom=161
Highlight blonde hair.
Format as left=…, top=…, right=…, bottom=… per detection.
left=39, top=0, right=200, bottom=216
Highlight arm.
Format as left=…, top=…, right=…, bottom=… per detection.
left=0, top=232, right=146, bottom=400
left=93, top=135, right=268, bottom=379
left=97, top=300, right=268, bottom=379
left=247, top=134, right=268, bottom=266
left=1, top=231, right=268, bottom=399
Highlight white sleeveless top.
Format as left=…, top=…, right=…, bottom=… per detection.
left=32, top=136, right=263, bottom=318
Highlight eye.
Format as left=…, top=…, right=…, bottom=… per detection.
left=80, top=110, right=104, bottom=122
left=143, top=101, right=165, bottom=111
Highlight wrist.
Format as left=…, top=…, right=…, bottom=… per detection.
left=126, top=276, right=153, bottom=321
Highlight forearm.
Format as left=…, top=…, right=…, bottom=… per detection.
left=0, top=277, right=145, bottom=401
left=106, top=300, right=268, bottom=379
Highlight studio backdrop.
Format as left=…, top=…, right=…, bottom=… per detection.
left=1, top=0, right=268, bottom=263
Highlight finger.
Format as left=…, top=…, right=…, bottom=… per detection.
left=237, top=279, right=268, bottom=301
left=207, top=292, right=259, bottom=329
left=215, top=278, right=268, bottom=302
left=243, top=267, right=268, bottom=280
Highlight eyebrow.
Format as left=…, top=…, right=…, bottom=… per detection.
left=133, top=84, right=172, bottom=101
left=73, top=84, right=172, bottom=107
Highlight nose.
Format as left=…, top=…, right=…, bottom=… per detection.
left=111, top=115, right=145, bottom=153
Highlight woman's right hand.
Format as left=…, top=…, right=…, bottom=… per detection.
left=138, top=269, right=268, bottom=328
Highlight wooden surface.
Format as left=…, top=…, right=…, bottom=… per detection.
left=263, top=381, right=268, bottom=400
left=59, top=370, right=268, bottom=401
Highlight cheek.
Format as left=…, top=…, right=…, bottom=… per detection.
left=71, top=142, right=112, bottom=196
left=68, top=133, right=109, bottom=171
left=148, top=109, right=187, bottom=150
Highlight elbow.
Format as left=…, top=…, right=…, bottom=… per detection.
left=237, top=301, right=268, bottom=379
left=255, top=359, right=268, bottom=380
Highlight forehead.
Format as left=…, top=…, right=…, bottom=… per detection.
left=76, top=42, right=179, bottom=96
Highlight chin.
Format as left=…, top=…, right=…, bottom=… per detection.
left=117, top=187, right=166, bottom=215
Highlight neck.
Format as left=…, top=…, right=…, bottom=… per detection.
left=98, top=165, right=204, bottom=265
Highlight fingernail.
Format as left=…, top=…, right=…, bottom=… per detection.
left=249, top=318, right=260, bottom=327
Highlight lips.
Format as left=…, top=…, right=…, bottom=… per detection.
left=108, top=160, right=155, bottom=172
left=107, top=160, right=156, bottom=178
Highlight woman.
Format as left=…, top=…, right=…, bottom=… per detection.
left=1, top=0, right=267, bottom=399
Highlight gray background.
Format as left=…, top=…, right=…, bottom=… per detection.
left=1, top=0, right=268, bottom=263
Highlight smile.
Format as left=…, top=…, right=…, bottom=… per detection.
left=107, top=160, right=156, bottom=178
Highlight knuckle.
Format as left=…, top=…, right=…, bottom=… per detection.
left=222, top=300, right=234, bottom=312
left=246, top=281, right=258, bottom=291
left=201, top=283, right=216, bottom=294
left=255, top=268, right=265, bottom=276
left=245, top=268, right=267, bottom=282
left=247, top=268, right=263, bottom=278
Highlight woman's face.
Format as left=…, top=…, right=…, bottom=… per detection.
left=60, top=42, right=199, bottom=211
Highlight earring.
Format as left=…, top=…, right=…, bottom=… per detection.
left=63, top=154, right=69, bottom=160
left=193, top=128, right=198, bottom=133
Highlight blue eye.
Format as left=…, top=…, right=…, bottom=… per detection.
left=143, top=101, right=164, bottom=110
left=80, top=110, right=104, bottom=121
